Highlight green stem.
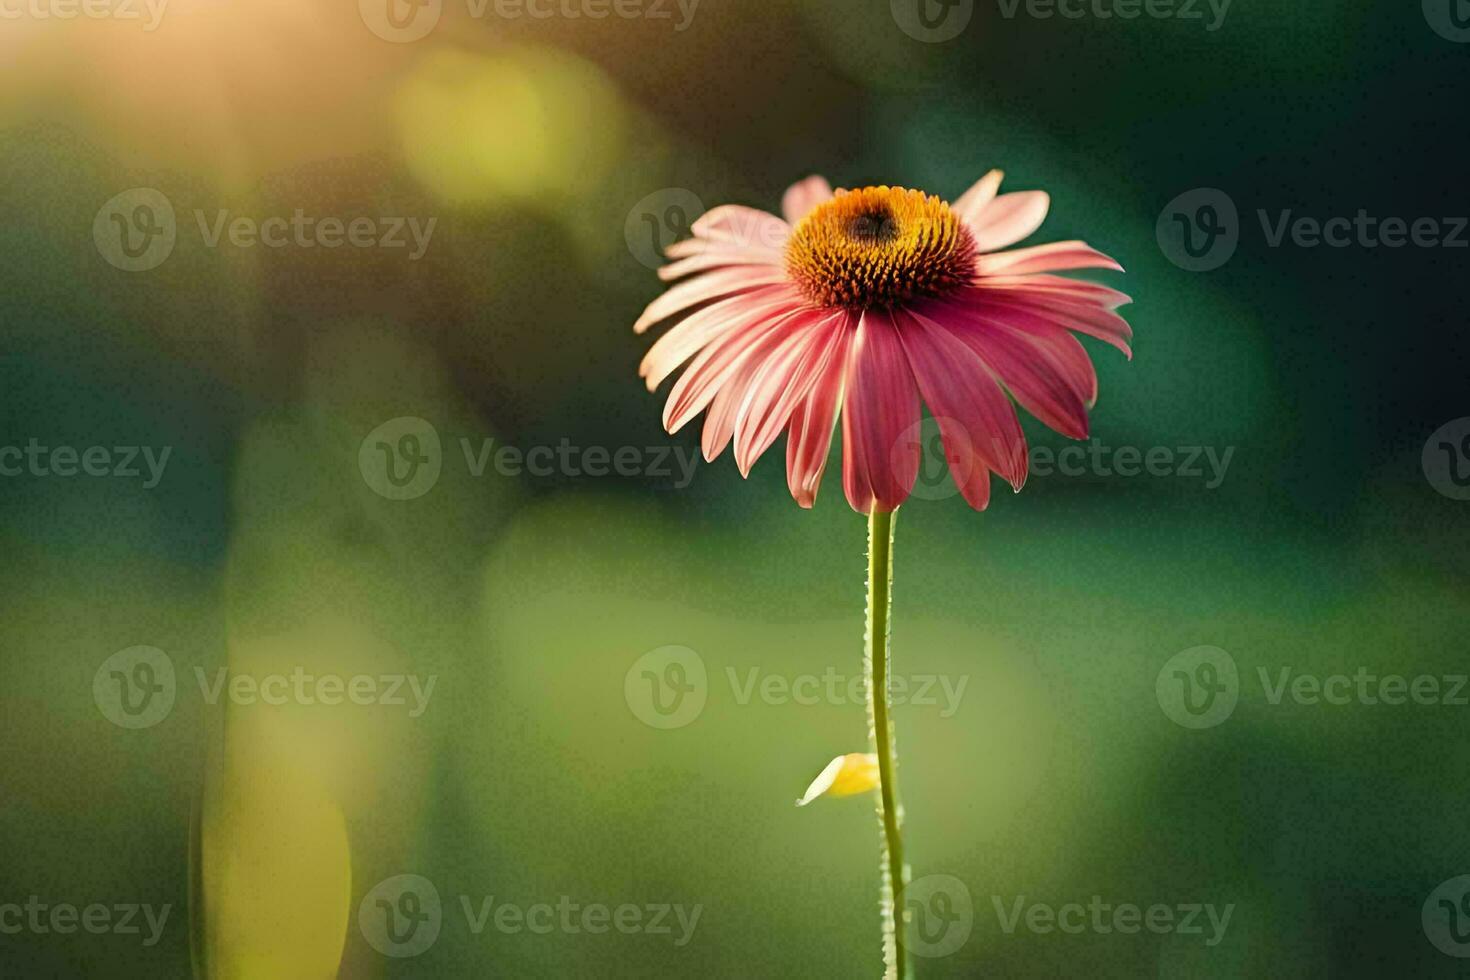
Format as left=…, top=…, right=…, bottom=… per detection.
left=866, top=507, right=906, bottom=980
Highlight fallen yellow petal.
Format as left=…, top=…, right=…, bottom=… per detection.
left=796, top=753, right=880, bottom=806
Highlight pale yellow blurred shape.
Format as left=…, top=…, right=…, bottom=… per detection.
left=796, top=752, right=880, bottom=806
left=200, top=728, right=352, bottom=980
left=223, top=615, right=409, bottom=808
left=394, top=45, right=628, bottom=207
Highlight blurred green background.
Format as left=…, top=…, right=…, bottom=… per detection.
left=1, top=0, right=1468, bottom=976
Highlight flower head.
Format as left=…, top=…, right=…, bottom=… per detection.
left=633, top=171, right=1133, bottom=513
left=785, top=186, right=976, bottom=308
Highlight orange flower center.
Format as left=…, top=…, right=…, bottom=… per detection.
left=785, top=186, right=977, bottom=309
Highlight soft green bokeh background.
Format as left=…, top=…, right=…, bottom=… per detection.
left=1, top=0, right=1467, bottom=976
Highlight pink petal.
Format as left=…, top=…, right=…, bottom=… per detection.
left=781, top=175, right=834, bottom=225
left=949, top=303, right=1100, bottom=406
left=967, top=290, right=1133, bottom=357
left=785, top=321, right=854, bottom=508
left=951, top=169, right=1004, bottom=226
left=691, top=205, right=790, bottom=251
left=639, top=285, right=800, bottom=391
left=978, top=273, right=1132, bottom=310
left=981, top=325, right=1096, bottom=432
left=999, top=317, right=1098, bottom=407
left=661, top=301, right=807, bottom=434
left=664, top=237, right=707, bottom=259
left=658, top=244, right=784, bottom=282
left=841, top=310, right=922, bottom=514
left=634, top=265, right=788, bottom=334
left=702, top=312, right=834, bottom=464
left=732, top=311, right=847, bottom=475
left=701, top=346, right=771, bottom=462
left=965, top=191, right=1051, bottom=253
left=894, top=309, right=1028, bottom=504
left=917, top=298, right=1092, bottom=439
left=941, top=297, right=1106, bottom=405
left=975, top=240, right=1124, bottom=278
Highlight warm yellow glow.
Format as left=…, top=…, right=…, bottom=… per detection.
left=201, top=735, right=352, bottom=980
left=393, top=45, right=628, bottom=207
left=0, top=0, right=401, bottom=178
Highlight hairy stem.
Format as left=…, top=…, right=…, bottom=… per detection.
left=866, top=507, right=905, bottom=980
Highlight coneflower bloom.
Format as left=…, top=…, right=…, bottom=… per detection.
left=633, top=171, right=1132, bottom=513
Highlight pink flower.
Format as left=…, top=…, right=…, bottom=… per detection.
left=633, top=172, right=1133, bottom=513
